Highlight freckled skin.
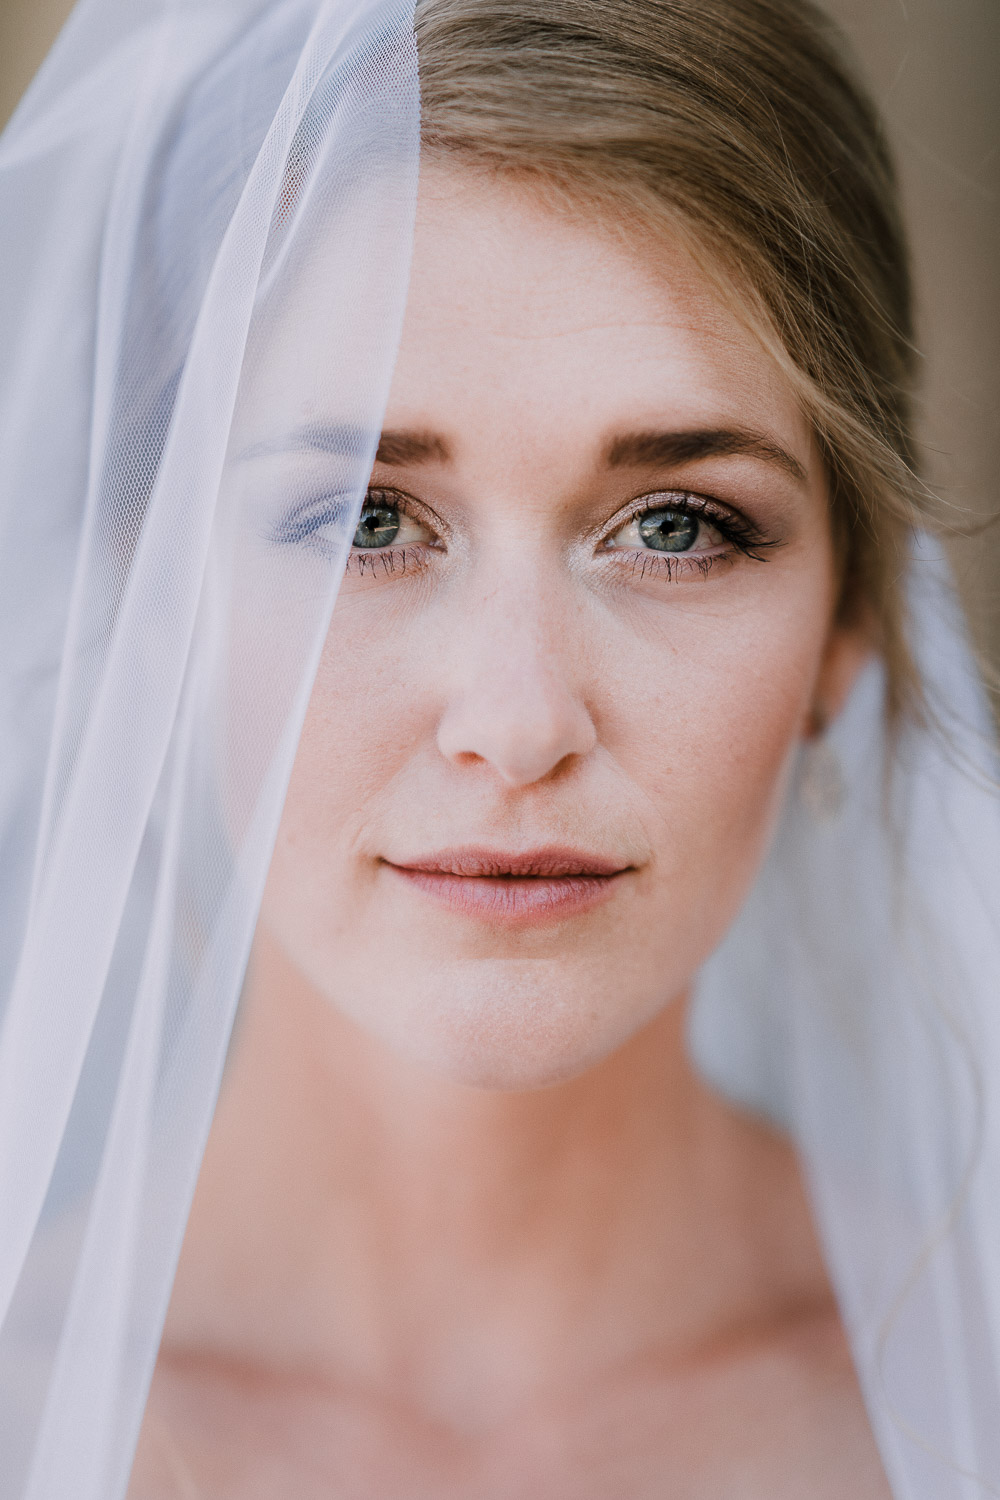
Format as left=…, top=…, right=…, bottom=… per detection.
left=258, top=170, right=858, bottom=1089
left=131, top=168, right=886, bottom=1497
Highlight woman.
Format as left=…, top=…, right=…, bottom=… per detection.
left=0, top=0, right=997, bottom=1496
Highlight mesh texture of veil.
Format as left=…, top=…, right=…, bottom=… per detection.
left=0, top=1, right=419, bottom=1492
left=1, top=1, right=999, bottom=1496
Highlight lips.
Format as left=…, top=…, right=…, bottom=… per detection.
left=382, top=845, right=632, bottom=926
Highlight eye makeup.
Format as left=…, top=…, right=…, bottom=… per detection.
left=595, top=487, right=784, bottom=583
left=275, top=479, right=785, bottom=588
left=270, top=486, right=440, bottom=569
left=601, top=488, right=778, bottom=557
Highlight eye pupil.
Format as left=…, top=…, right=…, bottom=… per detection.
left=637, top=508, right=699, bottom=553
left=354, top=502, right=400, bottom=549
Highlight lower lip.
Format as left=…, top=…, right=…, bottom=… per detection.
left=383, top=867, right=626, bottom=927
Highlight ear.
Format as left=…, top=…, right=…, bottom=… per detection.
left=805, top=621, right=873, bottom=737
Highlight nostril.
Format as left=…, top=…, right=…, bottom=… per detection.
left=436, top=683, right=597, bottom=788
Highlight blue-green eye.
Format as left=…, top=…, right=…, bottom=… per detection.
left=354, top=502, right=400, bottom=548
left=605, top=500, right=726, bottom=558
left=636, top=508, right=700, bottom=552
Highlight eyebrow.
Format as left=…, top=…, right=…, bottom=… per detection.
left=604, top=428, right=808, bottom=484
left=372, top=424, right=806, bottom=483
left=241, top=421, right=806, bottom=485
left=237, top=421, right=376, bottom=462
left=376, top=429, right=450, bottom=465
left=238, top=423, right=452, bottom=466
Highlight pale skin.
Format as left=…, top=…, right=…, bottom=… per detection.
left=130, top=168, right=889, bottom=1497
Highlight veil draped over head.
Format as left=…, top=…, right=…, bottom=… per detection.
left=0, top=1, right=420, bottom=1492
left=0, top=1, right=997, bottom=1497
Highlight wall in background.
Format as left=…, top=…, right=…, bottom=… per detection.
left=1, top=0, right=997, bottom=667
left=827, top=0, right=1000, bottom=673
left=0, top=0, right=72, bottom=125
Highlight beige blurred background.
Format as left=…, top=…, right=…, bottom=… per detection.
left=2, top=0, right=997, bottom=670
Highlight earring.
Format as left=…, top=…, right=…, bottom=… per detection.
left=800, top=705, right=845, bottom=823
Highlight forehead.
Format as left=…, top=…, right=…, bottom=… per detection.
left=390, top=164, right=808, bottom=454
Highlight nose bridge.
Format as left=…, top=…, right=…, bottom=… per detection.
left=436, top=562, right=596, bottom=786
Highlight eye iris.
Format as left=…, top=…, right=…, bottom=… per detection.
left=637, top=508, right=699, bottom=552
left=353, top=503, right=400, bottom=549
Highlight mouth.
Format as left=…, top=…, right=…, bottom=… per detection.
left=381, top=845, right=633, bottom=926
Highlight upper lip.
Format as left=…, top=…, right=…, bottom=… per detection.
left=384, top=846, right=632, bottom=879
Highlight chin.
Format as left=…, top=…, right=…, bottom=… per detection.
left=350, top=964, right=664, bottom=1092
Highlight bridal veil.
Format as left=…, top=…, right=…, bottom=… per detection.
left=0, top=0, right=997, bottom=1495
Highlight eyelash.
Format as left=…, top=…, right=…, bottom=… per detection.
left=281, top=486, right=778, bottom=581
left=345, top=545, right=425, bottom=578
left=343, top=487, right=438, bottom=576
left=598, top=490, right=776, bottom=568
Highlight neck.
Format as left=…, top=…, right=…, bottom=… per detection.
left=164, top=924, right=832, bottom=1430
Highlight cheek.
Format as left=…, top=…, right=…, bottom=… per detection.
left=258, top=555, right=833, bottom=1088
left=258, top=610, right=426, bottom=940
left=603, top=583, right=829, bottom=934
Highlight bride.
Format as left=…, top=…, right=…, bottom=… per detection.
left=0, top=1, right=997, bottom=1497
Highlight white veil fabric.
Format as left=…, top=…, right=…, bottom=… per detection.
left=692, top=541, right=1000, bottom=1498
left=0, top=1, right=998, bottom=1497
left=0, top=1, right=420, bottom=1494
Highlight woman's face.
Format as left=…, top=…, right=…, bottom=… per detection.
left=257, top=167, right=857, bottom=1089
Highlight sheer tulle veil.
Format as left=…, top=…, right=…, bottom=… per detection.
left=0, top=1, right=420, bottom=1491
left=693, top=546, right=1000, bottom=1495
left=0, top=1, right=997, bottom=1496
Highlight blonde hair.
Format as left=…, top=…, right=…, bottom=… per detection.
left=415, top=0, right=939, bottom=719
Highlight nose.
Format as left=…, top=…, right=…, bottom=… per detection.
left=436, top=586, right=597, bottom=787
